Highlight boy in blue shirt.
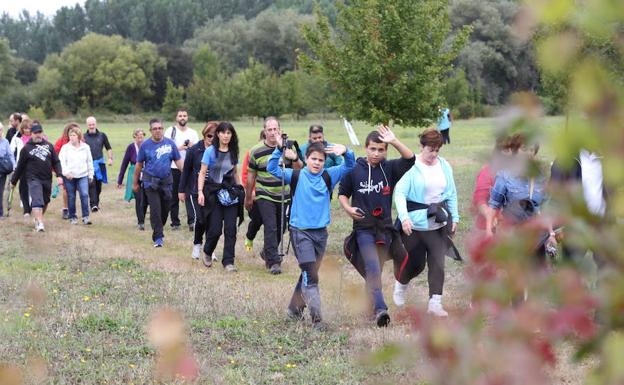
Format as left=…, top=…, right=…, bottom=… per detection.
left=268, top=139, right=355, bottom=330
left=133, top=118, right=183, bottom=247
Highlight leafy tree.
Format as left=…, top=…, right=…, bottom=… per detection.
left=230, top=58, right=284, bottom=119
left=301, top=0, right=470, bottom=126
left=187, top=46, right=234, bottom=120
left=280, top=70, right=331, bottom=118
left=13, top=58, right=39, bottom=85
left=162, top=78, right=186, bottom=115
left=449, top=0, right=540, bottom=105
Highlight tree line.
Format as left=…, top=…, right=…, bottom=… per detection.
left=0, top=0, right=563, bottom=121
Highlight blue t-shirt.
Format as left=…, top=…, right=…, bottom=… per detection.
left=437, top=108, right=451, bottom=130
left=201, top=146, right=236, bottom=184
left=137, top=138, right=181, bottom=188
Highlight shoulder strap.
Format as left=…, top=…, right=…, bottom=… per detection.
left=290, top=169, right=301, bottom=199
left=529, top=178, right=534, bottom=200
left=290, top=169, right=333, bottom=200
left=170, top=126, right=176, bottom=141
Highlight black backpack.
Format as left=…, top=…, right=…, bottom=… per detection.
left=290, top=169, right=333, bottom=201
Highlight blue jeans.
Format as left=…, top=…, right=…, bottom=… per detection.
left=64, top=176, right=90, bottom=219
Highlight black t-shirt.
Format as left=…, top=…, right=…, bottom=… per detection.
left=84, top=129, right=112, bottom=160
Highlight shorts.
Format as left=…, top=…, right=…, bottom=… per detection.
left=290, top=227, right=328, bottom=265
left=28, top=179, right=52, bottom=208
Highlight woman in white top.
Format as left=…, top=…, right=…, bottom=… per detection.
left=59, top=126, right=94, bottom=225
left=392, top=129, right=460, bottom=317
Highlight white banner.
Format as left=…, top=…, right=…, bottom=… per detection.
left=343, top=118, right=360, bottom=146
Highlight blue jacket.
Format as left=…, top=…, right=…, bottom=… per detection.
left=394, top=157, right=459, bottom=230
left=300, top=141, right=344, bottom=169
left=268, top=148, right=355, bottom=229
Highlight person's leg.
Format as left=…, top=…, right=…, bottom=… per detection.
left=160, top=191, right=170, bottom=231
left=77, top=177, right=90, bottom=219
left=203, top=203, right=225, bottom=257
left=0, top=174, right=6, bottom=216
left=95, top=179, right=102, bottom=207
left=189, top=194, right=205, bottom=245
left=64, top=177, right=78, bottom=219
left=245, top=201, right=263, bottom=241
left=287, top=273, right=306, bottom=319
left=19, top=179, right=31, bottom=214
left=221, top=205, right=238, bottom=267
left=62, top=184, right=68, bottom=218
left=275, top=201, right=290, bottom=253
left=135, top=184, right=146, bottom=226
left=144, top=188, right=163, bottom=242
left=27, top=180, right=45, bottom=229
left=355, top=230, right=387, bottom=313
left=257, top=199, right=279, bottom=267
left=291, top=228, right=324, bottom=324
left=89, top=178, right=97, bottom=209
left=419, top=230, right=446, bottom=297
left=169, top=169, right=181, bottom=228
left=185, top=190, right=195, bottom=227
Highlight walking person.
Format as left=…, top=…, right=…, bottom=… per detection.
left=244, top=117, right=304, bottom=274
left=0, top=124, right=16, bottom=217
left=58, top=125, right=94, bottom=225
left=393, top=128, right=460, bottom=317
left=133, top=119, right=183, bottom=247
left=10, top=123, right=63, bottom=232
left=54, top=123, right=78, bottom=220
left=178, top=121, right=218, bottom=261
left=84, top=116, right=113, bottom=212
left=197, top=122, right=244, bottom=271
left=338, top=126, right=415, bottom=327
left=437, top=107, right=452, bottom=145
left=300, top=124, right=344, bottom=168
left=117, top=128, right=148, bottom=230
left=165, top=108, right=199, bottom=231
left=268, top=138, right=355, bottom=329
left=242, top=130, right=266, bottom=252
left=9, top=118, right=33, bottom=217
left=5, top=113, right=21, bottom=145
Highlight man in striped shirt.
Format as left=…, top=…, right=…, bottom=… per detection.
left=244, top=117, right=303, bottom=274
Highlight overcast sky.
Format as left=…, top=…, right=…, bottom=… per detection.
left=1, top=0, right=84, bottom=18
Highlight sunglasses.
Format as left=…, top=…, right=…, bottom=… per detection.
left=205, top=134, right=214, bottom=138
left=151, top=126, right=164, bottom=131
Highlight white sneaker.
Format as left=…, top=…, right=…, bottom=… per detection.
left=192, top=244, right=201, bottom=260
left=427, top=295, right=448, bottom=317
left=35, top=221, right=45, bottom=232
left=393, top=280, right=408, bottom=306
left=211, top=253, right=218, bottom=262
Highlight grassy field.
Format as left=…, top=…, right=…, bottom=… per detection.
left=0, top=116, right=591, bottom=384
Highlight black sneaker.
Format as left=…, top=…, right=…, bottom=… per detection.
left=188, top=224, right=194, bottom=232
left=287, top=307, right=304, bottom=321
left=62, top=208, right=69, bottom=220
left=269, top=263, right=282, bottom=275
left=171, top=224, right=181, bottom=231
left=375, top=310, right=391, bottom=327
left=137, top=223, right=145, bottom=231
left=91, top=206, right=99, bottom=212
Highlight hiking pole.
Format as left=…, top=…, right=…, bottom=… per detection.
left=6, top=184, right=14, bottom=217
left=278, top=133, right=288, bottom=260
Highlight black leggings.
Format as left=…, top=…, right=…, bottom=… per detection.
left=399, top=228, right=447, bottom=297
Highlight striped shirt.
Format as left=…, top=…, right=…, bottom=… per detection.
left=248, top=142, right=293, bottom=202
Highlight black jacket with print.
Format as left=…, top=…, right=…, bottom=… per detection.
left=11, top=139, right=62, bottom=184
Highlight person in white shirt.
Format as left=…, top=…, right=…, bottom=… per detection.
left=59, top=126, right=94, bottom=225
left=164, top=108, right=198, bottom=231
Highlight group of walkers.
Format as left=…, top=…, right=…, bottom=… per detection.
left=1, top=107, right=606, bottom=332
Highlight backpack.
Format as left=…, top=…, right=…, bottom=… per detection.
left=290, top=169, right=332, bottom=201
left=0, top=152, right=12, bottom=175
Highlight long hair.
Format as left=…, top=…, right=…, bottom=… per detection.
left=212, top=121, right=239, bottom=165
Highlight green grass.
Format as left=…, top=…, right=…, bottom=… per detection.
left=0, top=116, right=584, bottom=384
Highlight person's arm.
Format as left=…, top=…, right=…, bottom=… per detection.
left=87, top=147, right=94, bottom=182
left=197, top=163, right=208, bottom=206
left=486, top=174, right=507, bottom=235
left=378, top=125, right=414, bottom=159
left=394, top=170, right=413, bottom=236
left=267, top=147, right=293, bottom=183
left=326, top=145, right=353, bottom=186
left=117, top=145, right=132, bottom=187
left=8, top=142, right=16, bottom=169
left=133, top=162, right=143, bottom=192
left=10, top=148, right=27, bottom=186
left=58, top=146, right=71, bottom=179
left=444, top=162, right=460, bottom=234
left=178, top=148, right=194, bottom=201
left=51, top=144, right=63, bottom=186
left=245, top=170, right=256, bottom=210
left=337, top=167, right=363, bottom=220
left=103, top=134, right=113, bottom=166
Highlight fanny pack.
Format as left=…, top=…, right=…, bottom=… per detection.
left=217, top=188, right=239, bottom=206
left=502, top=178, right=537, bottom=224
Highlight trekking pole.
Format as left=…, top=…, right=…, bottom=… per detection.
left=278, top=133, right=288, bottom=260
left=6, top=184, right=14, bottom=217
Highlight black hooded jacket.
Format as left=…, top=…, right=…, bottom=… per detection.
left=11, top=138, right=62, bottom=184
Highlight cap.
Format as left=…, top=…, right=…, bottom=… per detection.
left=31, top=124, right=43, bottom=133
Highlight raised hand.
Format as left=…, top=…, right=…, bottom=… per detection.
left=325, top=143, right=347, bottom=156
left=377, top=125, right=397, bottom=143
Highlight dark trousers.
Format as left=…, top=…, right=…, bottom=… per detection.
left=170, top=169, right=194, bottom=227
left=440, top=128, right=450, bottom=144
left=288, top=228, right=327, bottom=312
left=89, top=179, right=102, bottom=208
left=19, top=178, right=30, bottom=214
left=355, top=230, right=389, bottom=312
left=189, top=194, right=205, bottom=245
left=203, top=202, right=238, bottom=266
left=0, top=173, right=6, bottom=216
left=135, top=183, right=148, bottom=225
left=144, top=187, right=170, bottom=241
left=401, top=228, right=447, bottom=297
left=245, top=201, right=263, bottom=241
left=256, top=199, right=289, bottom=266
